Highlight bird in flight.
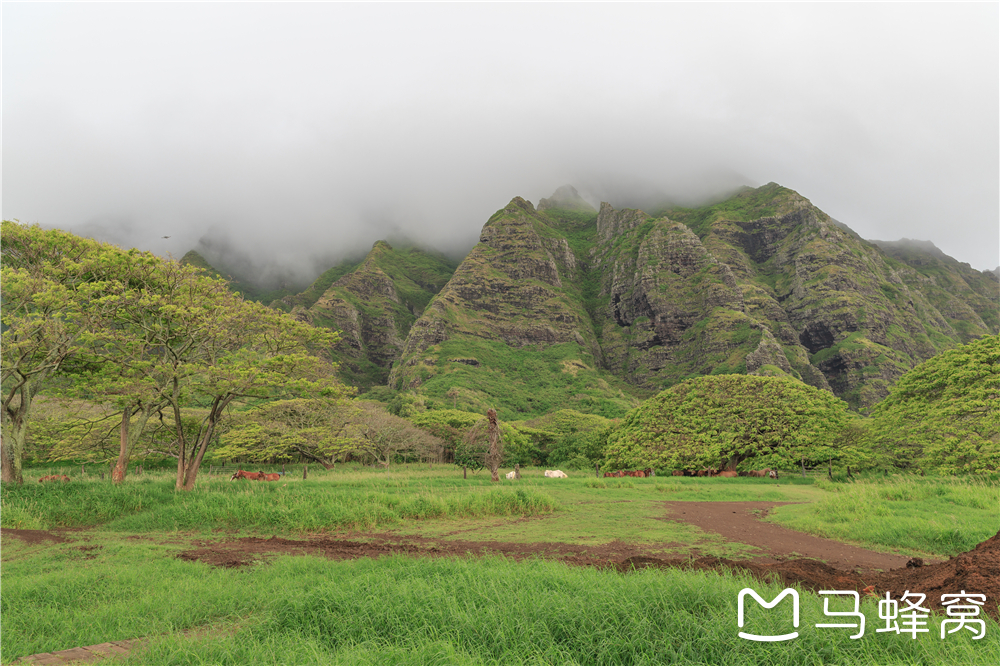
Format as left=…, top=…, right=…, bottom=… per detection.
left=162, top=236, right=170, bottom=239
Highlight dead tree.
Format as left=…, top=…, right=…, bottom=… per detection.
left=486, top=408, right=502, bottom=482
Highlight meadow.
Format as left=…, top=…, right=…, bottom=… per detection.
left=2, top=465, right=998, bottom=665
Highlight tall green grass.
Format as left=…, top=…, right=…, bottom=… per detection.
left=769, top=476, right=1000, bottom=556
left=0, top=470, right=557, bottom=532
left=3, top=543, right=996, bottom=665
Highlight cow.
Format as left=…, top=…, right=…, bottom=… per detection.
left=544, top=470, right=568, bottom=478
left=260, top=473, right=281, bottom=481
left=747, top=468, right=779, bottom=479
left=672, top=470, right=685, bottom=477
left=603, top=471, right=624, bottom=478
left=505, top=470, right=517, bottom=480
left=717, top=471, right=739, bottom=478
left=695, top=468, right=717, bottom=477
left=38, top=475, right=70, bottom=483
left=230, top=470, right=265, bottom=481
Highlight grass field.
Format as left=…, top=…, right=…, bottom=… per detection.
left=2, top=466, right=998, bottom=664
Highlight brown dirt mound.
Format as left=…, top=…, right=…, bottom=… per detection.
left=619, top=530, right=1000, bottom=621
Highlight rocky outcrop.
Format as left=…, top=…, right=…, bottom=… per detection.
left=299, top=241, right=456, bottom=388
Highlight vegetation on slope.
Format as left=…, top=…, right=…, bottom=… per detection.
left=864, top=334, right=1000, bottom=473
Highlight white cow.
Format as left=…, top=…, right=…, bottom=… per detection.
left=544, top=470, right=568, bottom=478
left=505, top=470, right=517, bottom=480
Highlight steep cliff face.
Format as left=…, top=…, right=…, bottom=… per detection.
left=285, top=241, right=456, bottom=388
left=664, top=184, right=998, bottom=408
left=589, top=205, right=763, bottom=389
left=388, top=196, right=639, bottom=418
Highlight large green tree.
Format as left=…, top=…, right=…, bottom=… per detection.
left=2, top=221, right=347, bottom=489
left=1, top=222, right=117, bottom=483
left=603, top=375, right=859, bottom=472
left=865, top=334, right=999, bottom=473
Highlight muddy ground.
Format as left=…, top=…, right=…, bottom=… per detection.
left=5, top=501, right=998, bottom=621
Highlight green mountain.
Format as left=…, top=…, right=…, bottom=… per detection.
left=275, top=241, right=458, bottom=389
left=388, top=183, right=998, bottom=413
left=185, top=183, right=997, bottom=416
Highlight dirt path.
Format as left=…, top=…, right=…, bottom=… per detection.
left=660, top=501, right=913, bottom=571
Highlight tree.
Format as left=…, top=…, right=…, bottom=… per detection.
left=350, top=402, right=444, bottom=476
left=865, top=335, right=999, bottom=473
left=1, top=222, right=116, bottom=483
left=215, top=398, right=360, bottom=468
left=1, top=221, right=346, bottom=489
left=603, top=375, right=858, bottom=472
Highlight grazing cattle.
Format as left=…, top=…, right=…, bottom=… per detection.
left=230, top=469, right=265, bottom=481
left=544, top=470, right=568, bottom=478
left=747, top=468, right=779, bottom=479
left=38, top=475, right=70, bottom=483
left=505, top=470, right=516, bottom=480
left=695, top=468, right=717, bottom=477
left=260, top=473, right=281, bottom=481
left=603, top=471, right=624, bottom=478
left=717, top=471, right=739, bottom=478
left=672, top=470, right=684, bottom=477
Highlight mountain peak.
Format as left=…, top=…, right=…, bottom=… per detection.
left=537, top=185, right=596, bottom=213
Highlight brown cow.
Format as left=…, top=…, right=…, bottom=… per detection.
left=230, top=470, right=265, bottom=481
left=260, top=473, right=281, bottom=481
left=717, top=471, right=739, bottom=478
left=38, top=475, right=70, bottom=483
left=672, top=470, right=685, bottom=477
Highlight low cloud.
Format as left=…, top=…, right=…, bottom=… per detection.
left=3, top=3, right=997, bottom=280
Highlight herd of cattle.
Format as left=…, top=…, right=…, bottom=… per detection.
left=37, top=466, right=778, bottom=483
left=671, top=467, right=779, bottom=479
left=230, top=470, right=283, bottom=481
left=603, top=469, right=654, bottom=478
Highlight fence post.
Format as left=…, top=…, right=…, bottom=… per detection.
left=303, top=464, right=308, bottom=480
left=514, top=464, right=521, bottom=480
left=81, top=464, right=85, bottom=476
left=801, top=457, right=806, bottom=478
left=282, top=463, right=286, bottom=475
left=463, top=466, right=467, bottom=480
left=828, top=458, right=833, bottom=481
left=595, top=463, right=600, bottom=478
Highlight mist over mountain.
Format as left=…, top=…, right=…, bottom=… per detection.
left=180, top=182, right=998, bottom=418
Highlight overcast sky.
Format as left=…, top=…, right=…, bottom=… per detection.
left=4, top=3, right=998, bottom=286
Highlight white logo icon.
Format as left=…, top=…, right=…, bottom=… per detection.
left=738, top=588, right=800, bottom=642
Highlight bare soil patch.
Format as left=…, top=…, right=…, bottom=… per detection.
left=659, top=501, right=911, bottom=570
left=1, top=529, right=71, bottom=545
left=172, top=501, right=999, bottom=621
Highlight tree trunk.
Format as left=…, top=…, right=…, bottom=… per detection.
left=828, top=458, right=833, bottom=481
left=1, top=382, right=36, bottom=485
left=179, top=396, right=231, bottom=490
left=486, top=408, right=500, bottom=482
left=112, top=406, right=130, bottom=484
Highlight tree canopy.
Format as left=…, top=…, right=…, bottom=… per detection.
left=1, top=221, right=346, bottom=488
left=603, top=374, right=858, bottom=471
left=864, top=334, right=999, bottom=473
